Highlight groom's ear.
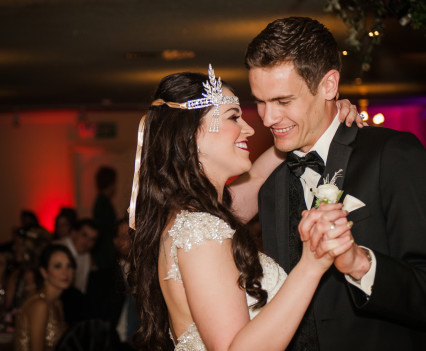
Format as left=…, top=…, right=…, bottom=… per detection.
left=320, top=69, right=340, bottom=101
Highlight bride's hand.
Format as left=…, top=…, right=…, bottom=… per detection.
left=298, top=205, right=354, bottom=273
left=300, top=233, right=354, bottom=275
left=298, top=203, right=348, bottom=243
left=336, top=97, right=367, bottom=128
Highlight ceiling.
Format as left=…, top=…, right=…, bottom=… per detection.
left=1, top=0, right=425, bottom=111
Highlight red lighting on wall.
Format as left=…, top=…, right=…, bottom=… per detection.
left=10, top=110, right=79, bottom=234
left=25, top=157, right=76, bottom=233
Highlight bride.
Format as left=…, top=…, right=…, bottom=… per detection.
left=127, top=65, right=358, bottom=350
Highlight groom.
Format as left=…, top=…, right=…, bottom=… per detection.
left=245, top=17, right=426, bottom=350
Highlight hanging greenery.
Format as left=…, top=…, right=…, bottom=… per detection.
left=324, top=0, right=426, bottom=74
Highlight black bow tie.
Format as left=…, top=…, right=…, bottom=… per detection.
left=286, top=151, right=325, bottom=177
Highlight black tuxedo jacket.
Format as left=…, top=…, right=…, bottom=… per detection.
left=259, top=124, right=426, bottom=350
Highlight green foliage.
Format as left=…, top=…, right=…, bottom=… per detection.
left=315, top=198, right=326, bottom=209
left=324, top=0, right=426, bottom=74
left=314, top=190, right=344, bottom=208
left=411, top=1, right=426, bottom=30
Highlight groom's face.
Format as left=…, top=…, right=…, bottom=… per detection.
left=249, top=62, right=330, bottom=153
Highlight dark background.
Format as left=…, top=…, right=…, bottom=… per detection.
left=1, top=0, right=425, bottom=110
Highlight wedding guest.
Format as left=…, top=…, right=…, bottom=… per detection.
left=57, top=219, right=98, bottom=293
left=92, top=166, right=117, bottom=270
left=14, top=244, right=75, bottom=351
left=127, top=67, right=358, bottom=350
left=5, top=227, right=51, bottom=311
left=0, top=252, right=8, bottom=320
left=86, top=216, right=139, bottom=350
left=20, top=211, right=40, bottom=230
left=53, top=208, right=77, bottom=240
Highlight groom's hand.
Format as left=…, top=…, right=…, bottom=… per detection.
left=308, top=216, right=371, bottom=280
left=333, top=243, right=371, bottom=280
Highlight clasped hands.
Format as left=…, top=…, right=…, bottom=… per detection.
left=298, top=203, right=371, bottom=280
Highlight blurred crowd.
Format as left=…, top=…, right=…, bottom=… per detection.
left=0, top=166, right=139, bottom=351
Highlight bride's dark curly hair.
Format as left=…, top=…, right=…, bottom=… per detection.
left=127, top=72, right=267, bottom=351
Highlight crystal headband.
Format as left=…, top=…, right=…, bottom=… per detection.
left=151, top=64, right=239, bottom=132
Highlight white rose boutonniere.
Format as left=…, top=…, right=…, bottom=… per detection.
left=313, top=183, right=344, bottom=207
left=313, top=169, right=365, bottom=212
left=313, top=169, right=344, bottom=208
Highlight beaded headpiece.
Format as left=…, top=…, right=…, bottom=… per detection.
left=151, top=64, right=239, bottom=132
left=128, top=64, right=239, bottom=229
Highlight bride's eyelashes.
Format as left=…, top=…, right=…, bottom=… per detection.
left=228, top=115, right=241, bottom=122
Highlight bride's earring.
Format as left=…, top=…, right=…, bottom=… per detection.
left=197, top=145, right=203, bottom=170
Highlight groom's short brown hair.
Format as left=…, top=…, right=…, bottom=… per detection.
left=245, top=17, right=342, bottom=95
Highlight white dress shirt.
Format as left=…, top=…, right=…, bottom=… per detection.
left=293, top=111, right=376, bottom=296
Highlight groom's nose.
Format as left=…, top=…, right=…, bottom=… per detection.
left=261, top=103, right=281, bottom=127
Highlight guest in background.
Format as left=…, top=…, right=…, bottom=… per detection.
left=92, top=166, right=117, bottom=270
left=19, top=211, right=40, bottom=230
left=56, top=219, right=98, bottom=294
left=0, top=252, right=8, bottom=326
left=14, top=244, right=75, bottom=351
left=86, top=216, right=139, bottom=350
left=5, top=227, right=51, bottom=311
left=0, top=209, right=41, bottom=266
left=53, top=208, right=77, bottom=240
left=56, top=219, right=98, bottom=326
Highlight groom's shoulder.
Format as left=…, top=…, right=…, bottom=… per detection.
left=356, top=125, right=399, bottom=140
left=355, top=125, right=423, bottom=150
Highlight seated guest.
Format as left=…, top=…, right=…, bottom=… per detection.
left=53, top=208, right=78, bottom=240
left=14, top=244, right=76, bottom=351
left=19, top=210, right=40, bottom=230
left=6, top=227, right=51, bottom=311
left=0, top=251, right=8, bottom=313
left=57, top=218, right=98, bottom=293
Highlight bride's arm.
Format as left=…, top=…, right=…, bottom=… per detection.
left=229, top=205, right=353, bottom=350
left=178, top=239, right=249, bottom=349
left=178, top=206, right=353, bottom=351
left=229, top=145, right=285, bottom=223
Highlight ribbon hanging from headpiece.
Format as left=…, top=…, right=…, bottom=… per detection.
left=128, top=115, right=146, bottom=230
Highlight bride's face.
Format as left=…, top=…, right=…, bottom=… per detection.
left=197, top=88, right=255, bottom=187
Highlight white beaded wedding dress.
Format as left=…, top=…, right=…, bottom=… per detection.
left=164, top=210, right=287, bottom=350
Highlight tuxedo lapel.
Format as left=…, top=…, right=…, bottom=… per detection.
left=274, top=164, right=291, bottom=272
left=323, top=124, right=358, bottom=189
left=314, top=125, right=359, bottom=327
